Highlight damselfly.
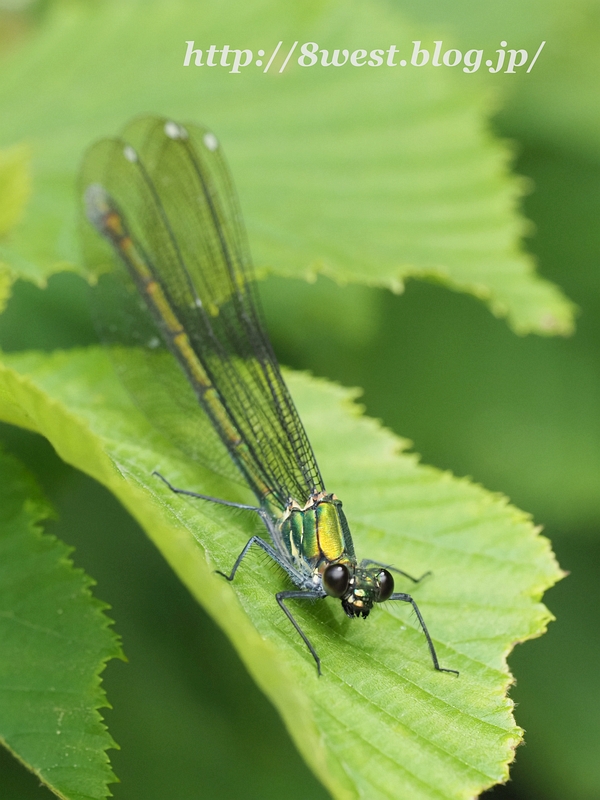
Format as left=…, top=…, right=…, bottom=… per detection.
left=81, top=115, right=457, bottom=676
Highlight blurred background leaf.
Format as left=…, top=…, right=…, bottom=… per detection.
left=0, top=142, right=30, bottom=239
left=0, top=141, right=30, bottom=312
left=403, top=0, right=600, bottom=161
left=0, top=0, right=573, bottom=334
left=0, top=447, right=121, bottom=800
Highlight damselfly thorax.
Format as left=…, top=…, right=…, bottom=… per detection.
left=275, top=492, right=392, bottom=616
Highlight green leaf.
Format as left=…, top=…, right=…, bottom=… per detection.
left=0, top=270, right=11, bottom=318
left=0, top=447, right=122, bottom=800
left=390, top=0, right=600, bottom=164
left=0, top=0, right=575, bottom=335
left=0, top=347, right=562, bottom=799
left=502, top=8, right=600, bottom=164
left=0, top=143, right=31, bottom=314
left=0, top=143, right=30, bottom=240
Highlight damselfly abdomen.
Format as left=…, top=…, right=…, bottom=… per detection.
left=81, top=115, right=457, bottom=677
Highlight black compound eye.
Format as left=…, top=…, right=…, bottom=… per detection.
left=323, top=564, right=350, bottom=598
left=376, top=569, right=394, bottom=602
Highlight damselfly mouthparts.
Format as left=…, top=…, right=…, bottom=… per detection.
left=81, top=115, right=457, bottom=677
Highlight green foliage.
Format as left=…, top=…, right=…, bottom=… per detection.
left=0, top=1, right=580, bottom=797
left=0, top=347, right=561, bottom=799
left=0, top=448, right=122, bottom=800
left=0, top=143, right=30, bottom=240
left=0, top=0, right=574, bottom=334
left=0, top=143, right=31, bottom=313
left=393, top=0, right=600, bottom=161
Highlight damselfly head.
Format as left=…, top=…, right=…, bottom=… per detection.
left=339, top=566, right=395, bottom=619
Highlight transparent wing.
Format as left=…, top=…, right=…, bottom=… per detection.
left=80, top=115, right=324, bottom=508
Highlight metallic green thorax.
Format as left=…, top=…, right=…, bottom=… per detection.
left=276, top=492, right=392, bottom=620
left=278, top=492, right=356, bottom=575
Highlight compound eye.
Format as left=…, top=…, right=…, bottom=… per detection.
left=323, top=563, right=350, bottom=598
left=376, top=569, right=394, bottom=602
